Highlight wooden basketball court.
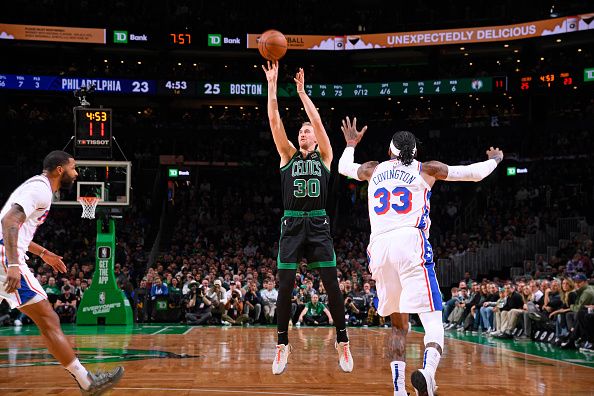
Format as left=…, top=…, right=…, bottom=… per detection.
left=1, top=325, right=593, bottom=395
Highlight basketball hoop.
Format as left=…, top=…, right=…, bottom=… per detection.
left=78, top=196, right=100, bottom=219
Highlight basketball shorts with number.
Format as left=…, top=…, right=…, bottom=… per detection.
left=0, top=244, right=47, bottom=309
left=277, top=213, right=336, bottom=270
left=367, top=228, right=442, bottom=316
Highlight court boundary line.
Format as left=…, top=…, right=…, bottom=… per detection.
left=183, top=327, right=194, bottom=335
left=151, top=326, right=171, bottom=335
left=0, top=387, right=326, bottom=395
left=413, top=330, right=594, bottom=370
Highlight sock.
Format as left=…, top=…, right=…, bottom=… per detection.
left=277, top=330, right=289, bottom=346
left=422, top=347, right=441, bottom=378
left=319, top=267, right=348, bottom=343
left=276, top=269, right=297, bottom=345
left=337, top=328, right=349, bottom=343
left=65, top=358, right=91, bottom=390
left=390, top=360, right=406, bottom=395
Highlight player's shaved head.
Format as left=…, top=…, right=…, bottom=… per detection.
left=43, top=150, right=73, bottom=171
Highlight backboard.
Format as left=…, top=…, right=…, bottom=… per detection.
left=52, top=160, right=131, bottom=207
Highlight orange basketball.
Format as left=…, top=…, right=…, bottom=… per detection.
left=258, top=30, right=288, bottom=61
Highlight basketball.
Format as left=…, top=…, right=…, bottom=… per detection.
left=258, top=29, right=288, bottom=61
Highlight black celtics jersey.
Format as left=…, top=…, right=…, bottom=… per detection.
left=280, top=150, right=330, bottom=211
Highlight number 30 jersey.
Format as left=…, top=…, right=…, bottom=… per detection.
left=367, top=159, right=432, bottom=242
left=281, top=150, right=330, bottom=211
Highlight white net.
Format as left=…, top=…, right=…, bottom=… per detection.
left=78, top=197, right=100, bottom=219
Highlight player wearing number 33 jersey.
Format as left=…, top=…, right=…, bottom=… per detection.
left=338, top=116, right=503, bottom=396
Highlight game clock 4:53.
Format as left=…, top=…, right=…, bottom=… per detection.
left=157, top=80, right=196, bottom=95
left=74, top=108, right=112, bottom=148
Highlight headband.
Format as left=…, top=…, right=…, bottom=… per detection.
left=389, top=140, right=417, bottom=157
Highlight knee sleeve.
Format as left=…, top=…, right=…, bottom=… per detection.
left=419, top=310, right=444, bottom=350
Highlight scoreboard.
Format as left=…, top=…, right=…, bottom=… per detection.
left=0, top=73, right=494, bottom=98
left=74, top=107, right=112, bottom=159
left=518, top=72, right=577, bottom=91
left=74, top=108, right=112, bottom=148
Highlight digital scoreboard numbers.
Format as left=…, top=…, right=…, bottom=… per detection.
left=201, top=82, right=265, bottom=96
left=74, top=108, right=112, bottom=148
left=157, top=80, right=196, bottom=96
left=518, top=72, right=575, bottom=91
left=169, top=33, right=192, bottom=45
left=1, top=73, right=497, bottom=97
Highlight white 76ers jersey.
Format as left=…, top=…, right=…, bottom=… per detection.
left=0, top=175, right=52, bottom=263
left=367, top=159, right=431, bottom=242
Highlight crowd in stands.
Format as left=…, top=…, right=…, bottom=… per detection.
left=0, top=62, right=592, bottom=362
left=441, top=271, right=594, bottom=353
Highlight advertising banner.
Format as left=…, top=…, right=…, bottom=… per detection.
left=247, top=13, right=594, bottom=50
left=0, top=23, right=106, bottom=44
left=247, top=34, right=345, bottom=50
left=77, top=220, right=133, bottom=325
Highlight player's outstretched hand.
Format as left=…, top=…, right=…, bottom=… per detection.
left=294, top=68, right=305, bottom=94
left=262, top=60, right=279, bottom=84
left=341, top=116, right=368, bottom=147
left=43, top=251, right=67, bottom=273
left=486, top=147, right=504, bottom=164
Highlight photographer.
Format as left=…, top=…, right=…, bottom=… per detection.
left=243, top=281, right=262, bottom=324
left=222, top=290, right=249, bottom=325
left=185, top=282, right=212, bottom=325
left=207, top=279, right=228, bottom=323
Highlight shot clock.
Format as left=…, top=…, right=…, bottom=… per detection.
left=74, top=107, right=112, bottom=158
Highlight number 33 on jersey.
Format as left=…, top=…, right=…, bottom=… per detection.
left=368, top=159, right=432, bottom=240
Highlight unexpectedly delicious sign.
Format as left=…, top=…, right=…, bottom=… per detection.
left=247, top=13, right=594, bottom=50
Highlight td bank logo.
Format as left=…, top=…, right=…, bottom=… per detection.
left=113, top=30, right=128, bottom=44
left=208, top=34, right=221, bottom=46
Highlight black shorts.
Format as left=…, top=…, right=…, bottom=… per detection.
left=277, top=210, right=336, bottom=270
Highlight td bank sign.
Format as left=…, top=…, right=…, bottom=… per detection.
left=208, top=34, right=241, bottom=47
left=113, top=30, right=149, bottom=44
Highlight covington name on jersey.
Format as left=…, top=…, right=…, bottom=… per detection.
left=371, top=168, right=416, bottom=185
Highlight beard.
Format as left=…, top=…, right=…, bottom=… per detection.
left=60, top=175, right=75, bottom=190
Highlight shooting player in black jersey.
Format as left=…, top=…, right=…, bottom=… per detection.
left=262, top=61, right=353, bottom=375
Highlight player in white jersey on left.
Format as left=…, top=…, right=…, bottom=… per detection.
left=337, top=117, right=503, bottom=396
left=1, top=150, right=124, bottom=395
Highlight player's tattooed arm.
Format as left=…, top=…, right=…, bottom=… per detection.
left=1, top=204, right=26, bottom=264
left=422, top=161, right=449, bottom=181
left=263, top=61, right=296, bottom=164
left=1, top=204, right=26, bottom=293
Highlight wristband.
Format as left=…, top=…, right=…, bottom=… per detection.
left=39, top=248, right=47, bottom=258
left=8, top=264, right=20, bottom=268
